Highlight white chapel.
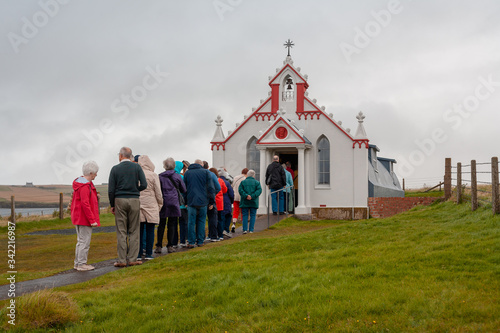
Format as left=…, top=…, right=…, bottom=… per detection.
left=211, top=48, right=403, bottom=219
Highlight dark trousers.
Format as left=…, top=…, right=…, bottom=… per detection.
left=157, top=217, right=179, bottom=247
left=138, top=222, right=155, bottom=257
left=207, top=206, right=218, bottom=240
left=217, top=211, right=224, bottom=238
left=179, top=208, right=188, bottom=244
left=156, top=218, right=166, bottom=248
left=167, top=216, right=179, bottom=247
left=223, top=212, right=232, bottom=232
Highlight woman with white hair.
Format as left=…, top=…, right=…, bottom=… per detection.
left=71, top=161, right=100, bottom=271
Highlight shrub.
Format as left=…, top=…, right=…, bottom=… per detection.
left=0, top=290, right=80, bottom=330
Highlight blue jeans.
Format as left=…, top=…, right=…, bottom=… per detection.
left=179, top=209, right=188, bottom=244
left=241, top=207, right=257, bottom=232
left=138, top=222, right=155, bottom=257
left=271, top=190, right=284, bottom=213
left=187, top=206, right=207, bottom=246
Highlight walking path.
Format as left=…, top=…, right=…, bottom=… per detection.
left=1, top=213, right=288, bottom=300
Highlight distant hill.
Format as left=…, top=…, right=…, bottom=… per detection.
left=0, top=185, right=109, bottom=208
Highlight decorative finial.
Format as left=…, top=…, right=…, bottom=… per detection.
left=356, top=111, right=365, bottom=123
left=215, top=115, right=223, bottom=126
left=284, top=39, right=294, bottom=57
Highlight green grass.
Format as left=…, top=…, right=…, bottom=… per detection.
left=2, top=201, right=496, bottom=332
left=0, top=186, right=10, bottom=192
left=0, top=202, right=498, bottom=331
left=405, top=190, right=444, bottom=197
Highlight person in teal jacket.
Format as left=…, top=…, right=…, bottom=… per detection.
left=283, top=163, right=294, bottom=213
left=238, top=169, right=262, bottom=233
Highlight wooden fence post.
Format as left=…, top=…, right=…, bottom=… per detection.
left=10, top=196, right=15, bottom=223
left=402, top=178, right=405, bottom=191
left=444, top=158, right=452, bottom=200
left=471, top=160, right=478, bottom=211
left=456, top=162, right=462, bottom=204
left=59, top=193, right=64, bottom=219
left=492, top=157, right=499, bottom=214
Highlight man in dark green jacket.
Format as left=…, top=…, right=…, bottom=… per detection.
left=238, top=169, right=262, bottom=233
left=108, top=147, right=147, bottom=267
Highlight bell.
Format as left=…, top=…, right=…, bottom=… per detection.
left=287, top=84, right=293, bottom=90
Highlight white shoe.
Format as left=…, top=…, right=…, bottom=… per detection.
left=76, top=264, right=95, bottom=271
left=243, top=231, right=247, bottom=234
left=223, top=231, right=232, bottom=238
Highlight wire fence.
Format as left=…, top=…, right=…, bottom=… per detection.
left=446, top=157, right=499, bottom=214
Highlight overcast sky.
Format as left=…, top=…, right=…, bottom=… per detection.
left=1, top=0, right=499, bottom=187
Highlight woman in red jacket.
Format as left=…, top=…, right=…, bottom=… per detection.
left=71, top=161, right=100, bottom=271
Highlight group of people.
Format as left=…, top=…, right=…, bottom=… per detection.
left=70, top=147, right=294, bottom=271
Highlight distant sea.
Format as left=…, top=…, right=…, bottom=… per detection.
left=0, top=207, right=62, bottom=217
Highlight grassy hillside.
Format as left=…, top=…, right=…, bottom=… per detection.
left=2, top=201, right=499, bottom=332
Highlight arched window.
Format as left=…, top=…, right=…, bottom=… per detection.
left=247, top=137, right=260, bottom=181
left=282, top=75, right=294, bottom=101
left=317, top=136, right=330, bottom=185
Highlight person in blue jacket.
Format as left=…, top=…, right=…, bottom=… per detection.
left=183, top=159, right=215, bottom=248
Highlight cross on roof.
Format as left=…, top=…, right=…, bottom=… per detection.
left=356, top=111, right=365, bottom=123
left=284, top=39, right=294, bottom=56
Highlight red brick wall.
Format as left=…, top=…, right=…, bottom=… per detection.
left=368, top=197, right=440, bottom=218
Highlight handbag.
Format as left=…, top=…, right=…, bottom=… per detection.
left=166, top=175, right=185, bottom=207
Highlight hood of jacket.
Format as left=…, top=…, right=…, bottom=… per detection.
left=188, top=163, right=202, bottom=170
left=175, top=161, right=183, bottom=175
left=72, top=176, right=90, bottom=191
left=139, top=155, right=155, bottom=172
left=159, top=169, right=176, bottom=178
left=270, top=161, right=282, bottom=171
